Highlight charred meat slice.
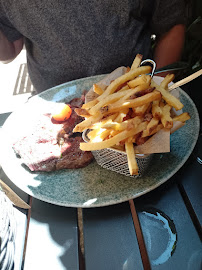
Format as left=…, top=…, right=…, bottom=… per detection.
left=56, top=137, right=93, bottom=170
left=13, top=96, right=94, bottom=172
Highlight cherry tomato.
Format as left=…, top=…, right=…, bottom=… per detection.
left=52, top=104, right=72, bottom=122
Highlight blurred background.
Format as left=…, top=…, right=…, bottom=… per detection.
left=151, top=0, right=202, bottom=121
left=179, top=0, right=202, bottom=78
left=180, top=0, right=202, bottom=122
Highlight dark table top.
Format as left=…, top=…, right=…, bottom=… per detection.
left=0, top=77, right=201, bottom=270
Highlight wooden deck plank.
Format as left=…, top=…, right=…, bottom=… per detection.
left=135, top=181, right=202, bottom=269
left=179, top=135, right=202, bottom=225
left=23, top=198, right=79, bottom=270
left=83, top=202, right=144, bottom=270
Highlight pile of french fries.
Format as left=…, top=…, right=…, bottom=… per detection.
left=73, top=54, right=190, bottom=176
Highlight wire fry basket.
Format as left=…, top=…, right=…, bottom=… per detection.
left=83, top=59, right=157, bottom=177
left=82, top=130, right=152, bottom=177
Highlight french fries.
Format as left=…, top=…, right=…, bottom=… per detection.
left=104, top=90, right=161, bottom=113
left=151, top=80, right=184, bottom=110
left=152, top=100, right=162, bottom=119
left=160, top=74, right=175, bottom=90
left=125, top=142, right=138, bottom=175
left=133, top=103, right=151, bottom=116
left=73, top=112, right=103, bottom=133
left=131, top=54, right=143, bottom=70
left=93, top=84, right=104, bottom=95
left=161, top=104, right=173, bottom=129
left=89, top=84, right=150, bottom=115
left=82, top=99, right=98, bottom=110
left=173, top=112, right=190, bottom=122
left=98, top=65, right=152, bottom=100
left=80, top=122, right=147, bottom=151
left=142, top=117, right=159, bottom=137
left=127, top=74, right=150, bottom=88
left=74, top=54, right=191, bottom=176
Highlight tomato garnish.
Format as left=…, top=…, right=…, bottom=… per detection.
left=52, top=104, right=72, bottom=122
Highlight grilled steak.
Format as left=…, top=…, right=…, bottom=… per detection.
left=13, top=97, right=93, bottom=172
left=56, top=136, right=93, bottom=170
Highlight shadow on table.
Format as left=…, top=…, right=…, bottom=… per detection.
left=25, top=198, right=79, bottom=270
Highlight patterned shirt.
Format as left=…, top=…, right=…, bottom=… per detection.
left=0, top=0, right=185, bottom=92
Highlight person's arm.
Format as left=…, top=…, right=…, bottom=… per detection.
left=0, top=30, right=23, bottom=63
left=154, top=24, right=185, bottom=71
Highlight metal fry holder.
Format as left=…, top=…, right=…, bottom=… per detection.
left=82, top=130, right=153, bottom=177
left=82, top=59, right=156, bottom=177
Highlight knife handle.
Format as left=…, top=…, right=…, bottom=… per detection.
left=0, top=179, right=31, bottom=209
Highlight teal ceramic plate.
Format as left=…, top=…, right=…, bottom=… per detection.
left=0, top=75, right=200, bottom=207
